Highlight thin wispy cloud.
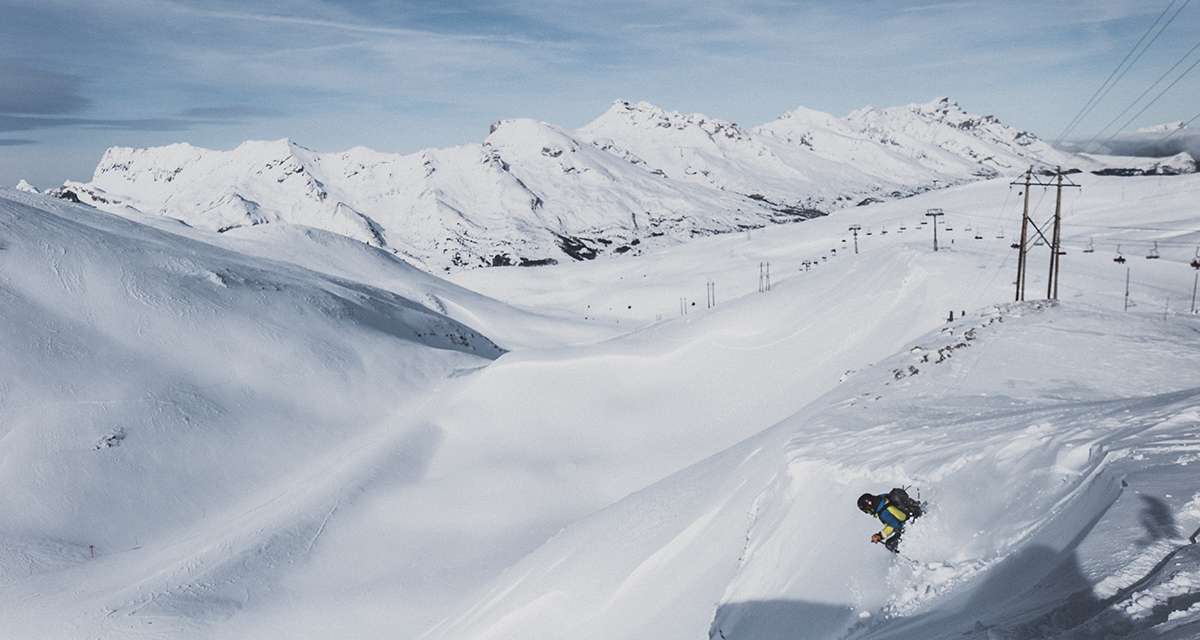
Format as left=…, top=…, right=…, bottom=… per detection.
left=0, top=114, right=201, bottom=133
left=178, top=105, right=285, bottom=119
left=0, top=0, right=1196, bottom=188
left=0, top=63, right=92, bottom=115
left=158, top=1, right=556, bottom=47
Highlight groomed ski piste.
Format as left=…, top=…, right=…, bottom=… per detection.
left=1, top=170, right=1199, bottom=639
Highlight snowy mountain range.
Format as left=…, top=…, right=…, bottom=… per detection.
left=43, top=97, right=1193, bottom=271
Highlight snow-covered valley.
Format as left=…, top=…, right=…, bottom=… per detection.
left=1, top=164, right=1199, bottom=640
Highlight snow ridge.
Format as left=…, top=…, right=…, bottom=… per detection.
left=60, top=98, right=1170, bottom=271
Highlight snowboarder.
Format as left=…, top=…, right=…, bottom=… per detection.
left=857, top=488, right=922, bottom=553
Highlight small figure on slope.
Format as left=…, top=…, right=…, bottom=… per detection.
left=857, top=488, right=923, bottom=553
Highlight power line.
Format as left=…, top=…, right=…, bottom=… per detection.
left=1056, top=0, right=1181, bottom=144
left=1078, top=0, right=1194, bottom=146
left=1084, top=37, right=1200, bottom=148
left=949, top=209, right=1196, bottom=235
left=1101, top=53, right=1200, bottom=146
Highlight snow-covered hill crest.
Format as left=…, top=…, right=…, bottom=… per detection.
left=431, top=302, right=1200, bottom=640
left=61, top=98, right=1180, bottom=271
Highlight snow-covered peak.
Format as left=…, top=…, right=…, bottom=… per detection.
left=14, top=179, right=39, bottom=193
left=852, top=96, right=1002, bottom=131
left=838, top=96, right=1079, bottom=174
left=233, top=137, right=303, bottom=156
left=915, top=97, right=1004, bottom=130
left=1135, top=120, right=1187, bottom=134
left=774, top=105, right=842, bottom=127
left=582, top=100, right=747, bottom=140
left=484, top=118, right=577, bottom=149
left=912, top=95, right=960, bottom=114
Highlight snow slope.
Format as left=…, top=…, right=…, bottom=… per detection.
left=432, top=301, right=1200, bottom=640
left=3, top=169, right=1200, bottom=639
left=0, top=189, right=505, bottom=637
left=154, top=217, right=618, bottom=351
left=435, top=171, right=1200, bottom=639
left=56, top=98, right=1153, bottom=272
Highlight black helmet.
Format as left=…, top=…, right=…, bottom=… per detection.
left=857, top=493, right=876, bottom=513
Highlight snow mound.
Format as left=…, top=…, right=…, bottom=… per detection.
left=14, top=179, right=39, bottom=193
left=432, top=303, right=1200, bottom=640
left=0, top=189, right=504, bottom=634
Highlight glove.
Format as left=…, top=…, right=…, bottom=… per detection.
left=871, top=533, right=883, bottom=543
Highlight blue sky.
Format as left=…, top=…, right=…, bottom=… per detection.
left=2, top=0, right=1198, bottom=187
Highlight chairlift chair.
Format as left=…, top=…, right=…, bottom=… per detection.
left=1146, top=241, right=1160, bottom=260
left=1083, top=238, right=1095, bottom=254
left=1114, top=244, right=1126, bottom=263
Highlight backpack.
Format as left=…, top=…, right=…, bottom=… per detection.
left=887, top=487, right=923, bottom=519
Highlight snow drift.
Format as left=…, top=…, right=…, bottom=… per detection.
left=432, top=302, right=1200, bottom=640
left=0, top=189, right=506, bottom=635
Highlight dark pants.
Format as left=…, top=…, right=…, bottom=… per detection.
left=883, top=534, right=902, bottom=553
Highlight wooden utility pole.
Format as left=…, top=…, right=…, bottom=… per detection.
left=925, top=208, right=944, bottom=252
left=1012, top=167, right=1078, bottom=301
left=1047, top=166, right=1079, bottom=300
left=1014, top=168, right=1032, bottom=301
left=1048, top=167, right=1064, bottom=300
left=848, top=224, right=861, bottom=254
